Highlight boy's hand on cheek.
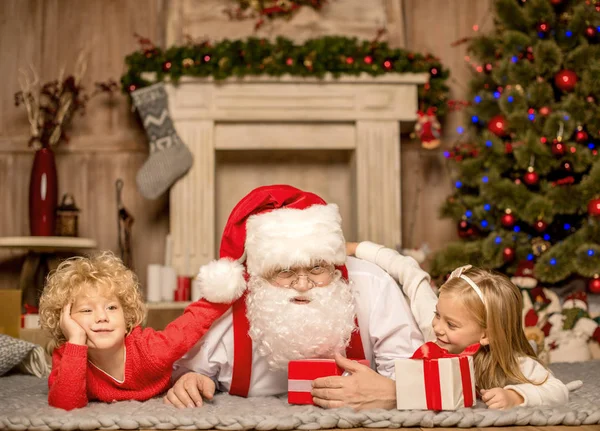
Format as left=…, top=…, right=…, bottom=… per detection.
left=60, top=303, right=87, bottom=345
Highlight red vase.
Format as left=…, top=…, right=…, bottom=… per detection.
left=29, top=147, right=58, bottom=236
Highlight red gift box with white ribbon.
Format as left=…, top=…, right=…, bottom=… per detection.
left=394, top=342, right=479, bottom=410
left=288, top=358, right=370, bottom=405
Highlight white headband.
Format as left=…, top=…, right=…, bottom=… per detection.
left=449, top=265, right=485, bottom=305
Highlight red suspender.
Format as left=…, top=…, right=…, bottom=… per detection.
left=229, top=295, right=252, bottom=397
left=346, top=318, right=366, bottom=360
left=230, top=301, right=366, bottom=397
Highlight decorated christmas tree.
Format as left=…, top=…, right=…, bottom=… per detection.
left=432, top=0, right=600, bottom=293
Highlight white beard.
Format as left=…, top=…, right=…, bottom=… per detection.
left=246, top=275, right=357, bottom=370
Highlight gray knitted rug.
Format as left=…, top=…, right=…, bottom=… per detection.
left=1, top=361, right=599, bottom=430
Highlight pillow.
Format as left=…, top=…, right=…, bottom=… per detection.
left=0, top=334, right=49, bottom=377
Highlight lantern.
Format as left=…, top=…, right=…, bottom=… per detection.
left=55, top=194, right=80, bottom=237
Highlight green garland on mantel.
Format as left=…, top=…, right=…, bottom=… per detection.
left=121, top=36, right=451, bottom=116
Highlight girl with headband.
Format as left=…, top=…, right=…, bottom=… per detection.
left=342, top=242, right=569, bottom=409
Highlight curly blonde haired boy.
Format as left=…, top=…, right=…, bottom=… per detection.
left=39, top=251, right=229, bottom=410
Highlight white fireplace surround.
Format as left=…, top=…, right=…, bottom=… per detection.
left=166, top=73, right=428, bottom=275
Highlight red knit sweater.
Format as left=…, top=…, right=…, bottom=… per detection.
left=48, top=299, right=230, bottom=410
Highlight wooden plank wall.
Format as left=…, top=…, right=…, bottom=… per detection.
left=0, top=0, right=494, bottom=294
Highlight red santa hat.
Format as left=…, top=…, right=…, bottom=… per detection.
left=563, top=291, right=588, bottom=311
left=196, top=184, right=347, bottom=303
left=511, top=260, right=538, bottom=289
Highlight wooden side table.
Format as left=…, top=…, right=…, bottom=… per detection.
left=0, top=236, right=97, bottom=310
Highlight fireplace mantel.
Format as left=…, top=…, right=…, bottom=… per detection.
left=166, top=73, right=428, bottom=275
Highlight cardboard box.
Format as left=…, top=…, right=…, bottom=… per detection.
left=394, top=342, right=478, bottom=411
left=288, top=358, right=370, bottom=405
left=0, top=289, right=22, bottom=339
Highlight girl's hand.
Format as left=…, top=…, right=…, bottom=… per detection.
left=481, top=388, right=524, bottom=410
left=346, top=242, right=358, bottom=256
left=60, top=303, right=87, bottom=345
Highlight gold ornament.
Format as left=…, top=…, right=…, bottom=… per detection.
left=182, top=58, right=194, bottom=68
left=262, top=56, right=274, bottom=65
left=532, top=237, right=550, bottom=256
left=218, top=57, right=230, bottom=69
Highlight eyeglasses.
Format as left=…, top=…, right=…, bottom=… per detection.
left=269, top=264, right=336, bottom=288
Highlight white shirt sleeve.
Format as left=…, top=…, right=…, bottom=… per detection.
left=355, top=241, right=437, bottom=342
left=503, top=356, right=569, bottom=407
left=348, top=257, right=425, bottom=379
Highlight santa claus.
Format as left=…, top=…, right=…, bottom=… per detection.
left=165, top=185, right=428, bottom=408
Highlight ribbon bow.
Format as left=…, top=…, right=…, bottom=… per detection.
left=411, top=341, right=480, bottom=360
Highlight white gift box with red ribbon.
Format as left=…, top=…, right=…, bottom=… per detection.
left=394, top=342, right=479, bottom=410
left=288, top=358, right=370, bottom=405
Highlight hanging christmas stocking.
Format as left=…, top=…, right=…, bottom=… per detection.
left=131, top=83, right=193, bottom=199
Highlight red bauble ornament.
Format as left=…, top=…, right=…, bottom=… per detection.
left=585, top=26, right=598, bottom=40
left=501, top=212, right=516, bottom=228
left=561, top=160, right=573, bottom=173
left=345, top=57, right=354, bottom=65
left=363, top=55, right=373, bottom=65
left=534, top=220, right=548, bottom=232
left=589, top=277, right=600, bottom=294
left=537, top=21, right=550, bottom=34
left=286, top=58, right=294, bottom=66
left=162, top=61, right=172, bottom=72
left=505, top=142, right=513, bottom=154
left=458, top=220, right=476, bottom=239
left=554, top=70, right=578, bottom=92
left=383, top=60, right=393, bottom=70
left=503, top=247, right=516, bottom=262
left=523, top=168, right=539, bottom=186
left=589, top=198, right=600, bottom=216
left=575, top=129, right=588, bottom=143
left=539, top=106, right=551, bottom=116
left=552, top=141, right=566, bottom=156
left=488, top=115, right=508, bottom=137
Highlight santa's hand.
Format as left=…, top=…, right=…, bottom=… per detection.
left=311, top=353, right=396, bottom=410
left=481, top=388, right=523, bottom=410
left=164, top=372, right=215, bottom=408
